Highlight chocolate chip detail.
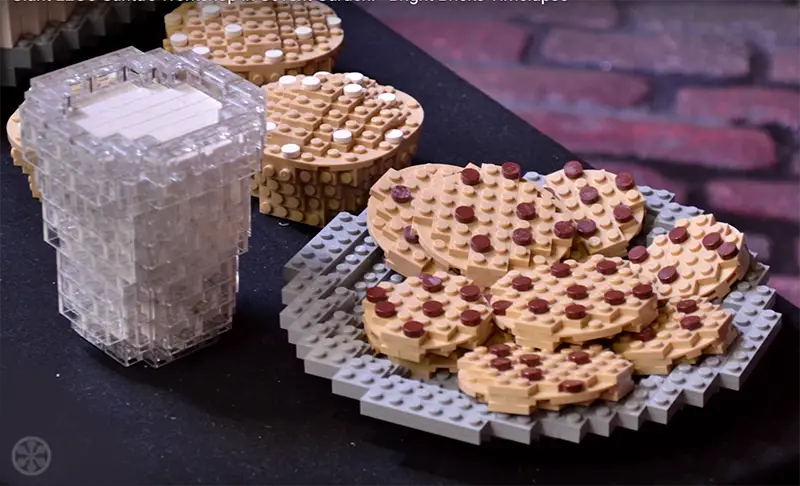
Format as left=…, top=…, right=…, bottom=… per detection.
left=596, top=259, right=618, bottom=275
left=515, top=203, right=536, bottom=220
left=403, top=225, right=419, bottom=244
left=632, top=284, right=653, bottom=299
left=680, top=315, right=703, bottom=331
left=512, top=276, right=533, bottom=292
left=668, top=227, right=689, bottom=244
left=491, top=357, right=513, bottom=371
left=717, top=242, right=739, bottom=260
left=492, top=300, right=513, bottom=316
left=628, top=245, right=649, bottom=263
left=421, top=275, right=443, bottom=293
left=402, top=320, right=425, bottom=338
left=459, top=285, right=482, bottom=302
left=366, top=287, right=388, bottom=303
left=460, top=168, right=481, bottom=186
left=565, top=304, right=587, bottom=319
left=579, top=186, right=599, bottom=205
left=375, top=301, right=396, bottom=318
left=676, top=299, right=698, bottom=314
left=502, top=162, right=521, bottom=180
left=422, top=300, right=444, bottom=318
left=566, top=284, right=588, bottom=300
left=568, top=351, right=591, bottom=365
left=528, top=298, right=550, bottom=314
left=615, top=172, right=635, bottom=191
left=519, top=354, right=542, bottom=367
left=521, top=368, right=544, bottom=381
left=489, top=344, right=512, bottom=357
left=564, top=161, right=584, bottom=179
left=470, top=235, right=492, bottom=253
left=576, top=219, right=597, bottom=237
left=460, top=309, right=482, bottom=327
left=657, top=266, right=679, bottom=284
left=554, top=221, right=575, bottom=239
left=613, top=204, right=633, bottom=223
left=559, top=380, right=585, bottom=393
left=454, top=205, right=475, bottom=224
left=604, top=290, right=626, bottom=305
left=390, top=185, right=412, bottom=203
left=512, top=228, right=533, bottom=246
left=702, top=232, right=723, bottom=250
left=550, top=263, right=571, bottom=278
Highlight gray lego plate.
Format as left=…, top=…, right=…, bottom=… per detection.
left=278, top=173, right=783, bottom=444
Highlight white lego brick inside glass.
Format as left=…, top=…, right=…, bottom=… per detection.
left=19, top=47, right=267, bottom=367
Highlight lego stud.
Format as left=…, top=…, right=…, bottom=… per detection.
left=202, top=5, right=221, bottom=18
left=512, top=276, right=533, bottom=291
left=521, top=368, right=544, bottom=381
left=459, top=285, right=482, bottom=302
left=677, top=299, right=698, bottom=314
left=501, top=162, right=521, bottom=180
left=559, top=379, right=585, bottom=393
left=294, top=26, right=313, bottom=40
left=515, top=203, right=536, bottom=220
left=470, top=235, right=492, bottom=253
left=327, top=16, right=343, bottom=27
left=627, top=245, right=649, bottom=263
left=604, top=290, right=625, bottom=305
left=565, top=304, right=586, bottom=319
left=366, top=287, right=388, bottom=303
left=657, top=266, right=679, bottom=284
left=302, top=76, right=322, bottom=90
left=576, top=219, right=597, bottom=237
left=422, top=300, right=444, bottom=318
left=224, top=24, right=244, bottom=37
left=512, top=228, right=533, bottom=247
left=378, top=93, right=397, bottom=104
left=391, top=185, right=412, bottom=204
left=491, top=358, right=512, bottom=371
left=596, top=259, right=617, bottom=275
left=633, top=327, right=657, bottom=342
left=680, top=315, right=703, bottom=331
left=554, top=221, right=574, bottom=239
left=170, top=33, right=189, bottom=48
left=265, top=50, right=284, bottom=62
left=567, top=284, right=588, bottom=300
left=460, top=309, right=482, bottom=327
left=568, top=351, right=591, bottom=365
left=520, top=354, right=542, bottom=367
left=281, top=144, right=301, bottom=159
left=613, top=204, right=633, bottom=223
left=402, top=320, right=426, bottom=338
left=191, top=45, right=211, bottom=56
left=454, top=206, right=475, bottom=224
left=344, top=84, right=364, bottom=97
left=668, top=227, right=689, bottom=244
left=315, top=71, right=331, bottom=77
left=403, top=225, right=419, bottom=244
left=333, top=129, right=352, bottom=144
left=492, top=300, right=512, bottom=316
left=489, top=344, right=512, bottom=357
left=550, top=263, right=571, bottom=278
left=717, top=242, right=739, bottom=260
left=528, top=298, right=549, bottom=314
left=279, top=75, right=296, bottom=86
left=375, top=301, right=397, bottom=318
left=345, top=72, right=365, bottom=85
left=702, top=232, right=723, bottom=250
left=579, top=186, right=599, bottom=205
left=615, top=172, right=636, bottom=191
left=460, top=168, right=481, bottom=186
left=421, top=275, right=444, bottom=293
left=385, top=129, right=404, bottom=144
left=266, top=122, right=277, bottom=133
left=632, top=283, right=653, bottom=299
left=564, top=161, right=584, bottom=179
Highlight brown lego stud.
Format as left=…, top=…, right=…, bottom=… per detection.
left=613, top=299, right=737, bottom=375
left=6, top=106, right=40, bottom=199
left=261, top=72, right=426, bottom=226
left=488, top=254, right=659, bottom=351
left=413, top=162, right=575, bottom=288
left=163, top=1, right=344, bottom=87
left=362, top=272, right=495, bottom=375
left=457, top=342, right=634, bottom=415
left=545, top=161, right=646, bottom=258
left=637, top=214, right=750, bottom=300
left=368, top=164, right=460, bottom=278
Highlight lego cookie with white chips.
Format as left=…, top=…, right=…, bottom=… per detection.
left=367, top=163, right=461, bottom=278
left=362, top=272, right=494, bottom=375
left=628, top=214, right=750, bottom=301
left=613, top=298, right=737, bottom=375
left=458, top=342, right=635, bottom=415
left=545, top=161, right=646, bottom=258
left=413, top=162, right=575, bottom=288
left=488, top=255, right=659, bottom=351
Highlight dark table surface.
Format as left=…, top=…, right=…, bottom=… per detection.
left=1, top=4, right=798, bottom=485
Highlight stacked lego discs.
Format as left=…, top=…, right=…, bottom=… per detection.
left=362, top=160, right=752, bottom=415
left=163, top=1, right=344, bottom=86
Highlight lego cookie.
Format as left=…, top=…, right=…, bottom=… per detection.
left=258, top=72, right=425, bottom=227
left=613, top=298, right=737, bottom=374
left=544, top=161, right=646, bottom=258
left=629, top=214, right=750, bottom=301
left=164, top=1, right=344, bottom=86
left=413, top=162, right=574, bottom=288
left=488, top=254, right=659, bottom=351
left=458, top=342, right=635, bottom=415
left=6, top=107, right=40, bottom=199
left=363, top=272, right=494, bottom=377
left=367, top=164, right=461, bottom=278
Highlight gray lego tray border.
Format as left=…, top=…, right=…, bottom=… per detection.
left=278, top=174, right=783, bottom=444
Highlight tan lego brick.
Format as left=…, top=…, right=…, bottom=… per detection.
left=363, top=272, right=494, bottom=372
left=259, top=72, right=424, bottom=226
left=545, top=161, right=646, bottom=258
left=367, top=164, right=461, bottom=278
left=0, top=2, right=22, bottom=49
left=47, top=2, right=77, bottom=23
left=6, top=108, right=40, bottom=199
left=458, top=343, right=634, bottom=415
left=613, top=298, right=737, bottom=374
left=629, top=214, right=750, bottom=301
left=164, top=1, right=344, bottom=87
left=412, top=162, right=575, bottom=288
left=488, top=254, right=659, bottom=351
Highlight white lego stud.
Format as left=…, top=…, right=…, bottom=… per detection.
left=281, top=144, right=301, bottom=159
left=344, top=84, right=364, bottom=97
left=326, top=16, right=342, bottom=28
left=266, top=122, right=277, bottom=133
left=224, top=23, right=243, bottom=37
left=265, top=49, right=284, bottom=62
left=315, top=71, right=331, bottom=77
left=202, top=5, right=221, bottom=18
left=192, top=45, right=211, bottom=56
left=301, top=76, right=321, bottom=90
left=345, top=72, right=364, bottom=85
left=294, top=26, right=313, bottom=40
left=378, top=93, right=397, bottom=103
left=278, top=75, right=296, bottom=86
left=170, top=33, right=189, bottom=48
left=385, top=129, right=404, bottom=144
left=333, top=130, right=353, bottom=144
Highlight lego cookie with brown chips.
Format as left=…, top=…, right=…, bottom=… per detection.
left=363, top=272, right=494, bottom=377
left=367, top=164, right=460, bottom=278
left=458, top=342, right=635, bottom=415
left=413, top=162, right=575, bottom=288
left=629, top=214, right=750, bottom=301
left=489, top=254, right=659, bottom=351
left=545, top=161, right=646, bottom=258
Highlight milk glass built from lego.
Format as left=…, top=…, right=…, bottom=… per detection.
left=20, top=47, right=267, bottom=366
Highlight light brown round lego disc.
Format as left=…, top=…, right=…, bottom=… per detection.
left=163, top=1, right=344, bottom=86
left=258, top=72, right=425, bottom=227
left=362, top=272, right=494, bottom=373
left=630, top=214, right=750, bottom=301
left=613, top=298, right=737, bottom=375
left=458, top=342, right=634, bottom=415
left=367, top=163, right=461, bottom=278
left=488, top=254, right=659, bottom=351
left=545, top=161, right=646, bottom=258
left=413, top=162, right=575, bottom=288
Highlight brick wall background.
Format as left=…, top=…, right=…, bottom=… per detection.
left=361, top=0, right=800, bottom=306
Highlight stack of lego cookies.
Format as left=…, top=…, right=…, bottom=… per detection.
left=363, top=160, right=752, bottom=415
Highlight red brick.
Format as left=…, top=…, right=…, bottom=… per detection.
left=541, top=28, right=750, bottom=78
left=676, top=87, right=800, bottom=128
left=381, top=19, right=529, bottom=63
left=770, top=48, right=800, bottom=85
left=706, top=180, right=800, bottom=223
left=768, top=275, right=800, bottom=308
left=588, top=160, right=688, bottom=203
left=521, top=110, right=777, bottom=170
left=450, top=66, right=648, bottom=109
left=630, top=3, right=800, bottom=48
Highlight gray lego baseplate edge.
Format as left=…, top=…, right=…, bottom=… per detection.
left=279, top=173, right=784, bottom=444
